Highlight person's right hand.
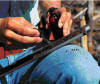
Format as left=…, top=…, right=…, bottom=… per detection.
left=0, top=17, right=42, bottom=45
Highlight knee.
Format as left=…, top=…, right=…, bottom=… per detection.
left=46, top=45, right=100, bottom=83
left=38, top=44, right=99, bottom=70
left=59, top=45, right=100, bottom=84
left=32, top=45, right=100, bottom=83
left=56, top=45, right=98, bottom=65
left=48, top=44, right=94, bottom=63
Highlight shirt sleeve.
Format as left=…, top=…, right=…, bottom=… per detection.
left=0, top=1, right=10, bottom=18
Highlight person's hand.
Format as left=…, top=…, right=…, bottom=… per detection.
left=0, top=17, right=42, bottom=45
left=46, top=7, right=72, bottom=37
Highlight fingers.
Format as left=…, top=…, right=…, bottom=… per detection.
left=58, top=9, right=72, bottom=36
left=7, top=17, right=40, bottom=37
left=11, top=17, right=33, bottom=28
left=63, top=19, right=72, bottom=36
left=58, top=12, right=67, bottom=28
left=55, top=7, right=66, bottom=13
left=4, top=29, right=43, bottom=44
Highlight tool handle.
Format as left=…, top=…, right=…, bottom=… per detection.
left=49, top=11, right=63, bottom=40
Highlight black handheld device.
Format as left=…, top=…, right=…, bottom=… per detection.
left=48, top=8, right=63, bottom=40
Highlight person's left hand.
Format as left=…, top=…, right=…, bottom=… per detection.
left=46, top=7, right=72, bottom=37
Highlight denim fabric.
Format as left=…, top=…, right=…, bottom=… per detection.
left=0, top=45, right=100, bottom=84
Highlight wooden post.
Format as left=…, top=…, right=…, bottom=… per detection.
left=80, top=16, right=88, bottom=51
left=88, top=0, right=95, bottom=54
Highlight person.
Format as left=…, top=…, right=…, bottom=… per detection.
left=0, top=0, right=100, bottom=84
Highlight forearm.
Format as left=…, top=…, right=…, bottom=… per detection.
left=40, top=0, right=61, bottom=11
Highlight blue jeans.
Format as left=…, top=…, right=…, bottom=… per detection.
left=0, top=45, right=100, bottom=84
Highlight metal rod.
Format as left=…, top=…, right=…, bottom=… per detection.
left=73, top=8, right=87, bottom=19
